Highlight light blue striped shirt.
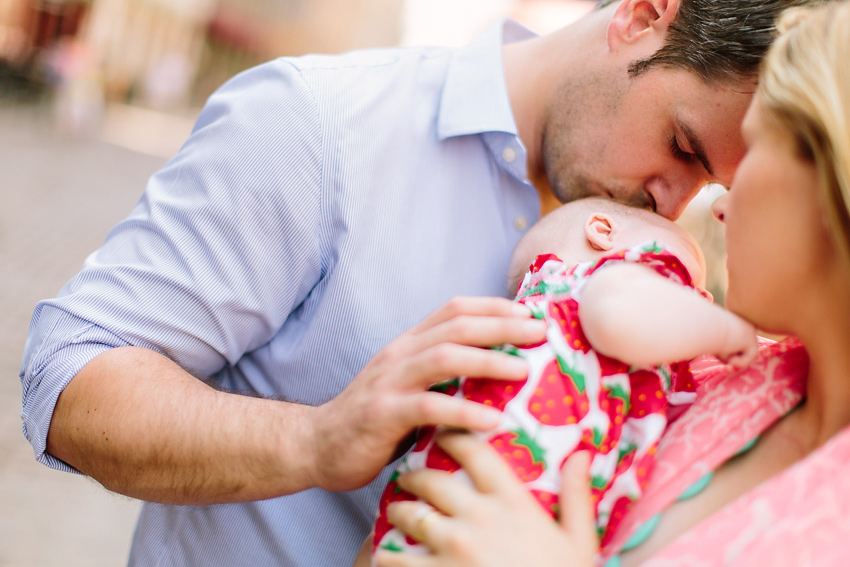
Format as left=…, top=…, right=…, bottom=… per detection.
left=21, top=20, right=540, bottom=566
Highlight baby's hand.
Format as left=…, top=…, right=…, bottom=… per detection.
left=718, top=314, right=758, bottom=370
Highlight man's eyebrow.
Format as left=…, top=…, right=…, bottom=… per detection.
left=680, top=121, right=714, bottom=177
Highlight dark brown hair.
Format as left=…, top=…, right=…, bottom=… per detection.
left=598, top=0, right=829, bottom=83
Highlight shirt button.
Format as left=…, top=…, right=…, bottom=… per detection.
left=513, top=216, right=528, bottom=230
left=502, top=147, right=517, bottom=163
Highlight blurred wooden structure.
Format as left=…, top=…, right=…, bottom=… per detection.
left=0, top=0, right=88, bottom=69
left=196, top=0, right=402, bottom=107
left=0, top=0, right=403, bottom=110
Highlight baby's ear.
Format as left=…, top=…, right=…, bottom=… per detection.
left=584, top=213, right=615, bottom=251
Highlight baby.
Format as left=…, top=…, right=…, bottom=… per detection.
left=361, top=197, right=757, bottom=563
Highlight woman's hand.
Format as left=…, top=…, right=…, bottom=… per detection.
left=374, top=432, right=599, bottom=567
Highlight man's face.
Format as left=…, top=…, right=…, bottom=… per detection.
left=540, top=66, right=755, bottom=220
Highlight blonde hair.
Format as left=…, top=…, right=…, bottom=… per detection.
left=758, top=0, right=850, bottom=267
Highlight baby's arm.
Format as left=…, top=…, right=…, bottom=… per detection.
left=578, top=263, right=757, bottom=368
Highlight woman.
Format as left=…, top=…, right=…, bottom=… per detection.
left=375, top=2, right=850, bottom=565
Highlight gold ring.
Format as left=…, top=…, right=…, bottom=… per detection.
left=412, top=504, right=441, bottom=540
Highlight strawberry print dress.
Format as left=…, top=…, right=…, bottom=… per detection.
left=372, top=242, right=699, bottom=560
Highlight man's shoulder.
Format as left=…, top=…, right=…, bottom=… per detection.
left=222, top=44, right=454, bottom=118
left=273, top=44, right=453, bottom=76
left=205, top=43, right=453, bottom=128
left=217, top=44, right=452, bottom=97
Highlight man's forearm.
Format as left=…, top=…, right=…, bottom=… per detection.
left=47, top=346, right=319, bottom=505
left=45, top=297, right=547, bottom=506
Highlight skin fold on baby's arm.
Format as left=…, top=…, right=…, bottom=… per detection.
left=578, top=262, right=757, bottom=369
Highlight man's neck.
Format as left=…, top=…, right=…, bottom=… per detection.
left=502, top=7, right=611, bottom=217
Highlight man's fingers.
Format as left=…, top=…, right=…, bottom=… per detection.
left=396, top=392, right=503, bottom=432
left=559, top=451, right=597, bottom=545
left=408, top=343, right=529, bottom=386
left=412, top=315, right=546, bottom=354
left=408, top=296, right=532, bottom=335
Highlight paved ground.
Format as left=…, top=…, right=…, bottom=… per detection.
left=0, top=83, right=184, bottom=566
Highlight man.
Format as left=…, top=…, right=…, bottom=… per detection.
left=20, top=0, right=818, bottom=564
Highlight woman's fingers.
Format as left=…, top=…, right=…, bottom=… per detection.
left=395, top=467, right=478, bottom=517
left=382, top=433, right=600, bottom=567
left=376, top=502, right=452, bottom=567
left=386, top=501, right=450, bottom=543
left=374, top=548, right=433, bottom=567
left=559, top=451, right=597, bottom=561
left=431, top=430, right=525, bottom=494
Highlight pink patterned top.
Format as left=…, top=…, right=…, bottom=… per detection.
left=606, top=336, right=850, bottom=566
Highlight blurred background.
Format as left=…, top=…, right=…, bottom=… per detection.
left=0, top=1, right=725, bottom=565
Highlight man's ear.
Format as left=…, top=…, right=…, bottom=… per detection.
left=607, top=0, right=680, bottom=50
left=584, top=213, right=616, bottom=251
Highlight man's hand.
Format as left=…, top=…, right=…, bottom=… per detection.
left=308, top=296, right=546, bottom=492
left=46, top=297, right=544, bottom=505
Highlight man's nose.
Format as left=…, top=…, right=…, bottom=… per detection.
left=711, top=192, right=728, bottom=223
left=653, top=177, right=706, bottom=220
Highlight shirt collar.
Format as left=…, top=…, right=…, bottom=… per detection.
left=437, top=19, right=537, bottom=141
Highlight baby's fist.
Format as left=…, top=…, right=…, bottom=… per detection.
left=719, top=314, right=758, bottom=370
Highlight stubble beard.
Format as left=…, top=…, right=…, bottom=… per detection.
left=540, top=99, right=623, bottom=206
left=541, top=69, right=644, bottom=207
left=541, top=130, right=614, bottom=205
left=545, top=152, right=650, bottom=210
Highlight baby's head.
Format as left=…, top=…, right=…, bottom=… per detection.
left=508, top=197, right=707, bottom=294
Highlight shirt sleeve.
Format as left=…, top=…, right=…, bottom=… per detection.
left=19, top=58, right=326, bottom=471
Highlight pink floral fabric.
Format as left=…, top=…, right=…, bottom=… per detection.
left=372, top=242, right=701, bottom=558
left=605, top=336, right=850, bottom=566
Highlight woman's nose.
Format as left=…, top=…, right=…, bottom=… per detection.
left=711, top=193, right=728, bottom=223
